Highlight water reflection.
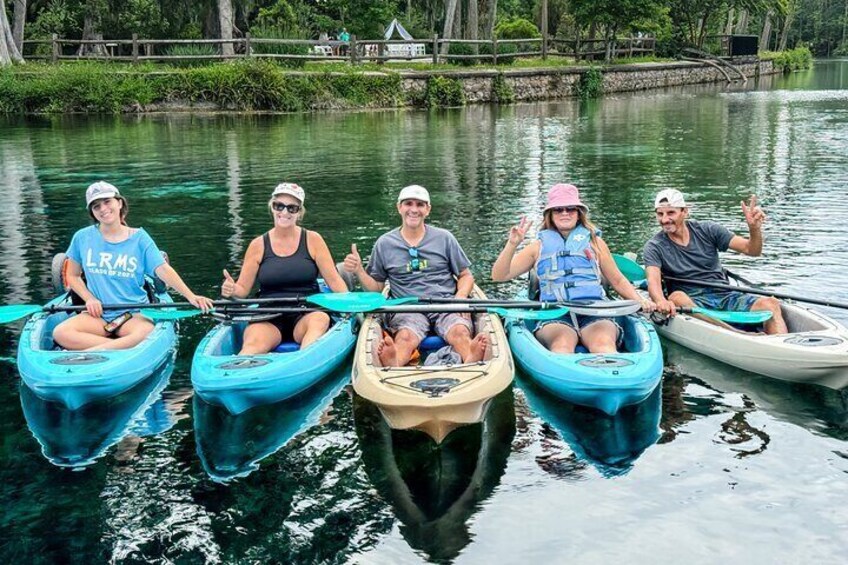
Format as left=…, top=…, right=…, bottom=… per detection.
left=20, top=361, right=175, bottom=468
left=354, top=388, right=515, bottom=563
left=664, top=341, right=848, bottom=441
left=517, top=376, right=661, bottom=478
left=194, top=365, right=350, bottom=482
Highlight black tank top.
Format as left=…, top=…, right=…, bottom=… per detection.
left=257, top=229, right=320, bottom=298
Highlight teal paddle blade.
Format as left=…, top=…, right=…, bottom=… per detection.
left=612, top=254, right=646, bottom=283
left=689, top=307, right=772, bottom=324
left=145, top=308, right=205, bottom=321
left=488, top=306, right=570, bottom=321
left=0, top=304, right=43, bottom=324
left=306, top=292, right=417, bottom=313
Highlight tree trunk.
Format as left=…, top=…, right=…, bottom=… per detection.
left=455, top=0, right=462, bottom=39
left=468, top=0, right=478, bottom=54
left=441, top=0, right=458, bottom=54
left=218, top=0, right=235, bottom=57
left=778, top=7, right=796, bottom=51
left=724, top=8, right=735, bottom=37
left=488, top=0, right=497, bottom=39
left=12, top=0, right=25, bottom=52
left=0, top=3, right=24, bottom=65
left=735, top=10, right=749, bottom=34
left=760, top=10, right=773, bottom=52
left=77, top=10, right=107, bottom=57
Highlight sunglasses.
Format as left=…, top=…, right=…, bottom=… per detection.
left=408, top=247, right=421, bottom=272
left=551, top=206, right=579, bottom=214
left=272, top=202, right=301, bottom=214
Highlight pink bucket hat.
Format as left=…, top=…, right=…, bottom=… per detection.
left=544, top=184, right=587, bottom=212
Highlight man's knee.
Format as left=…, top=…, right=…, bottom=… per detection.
left=394, top=328, right=420, bottom=346
left=754, top=296, right=782, bottom=314
left=445, top=323, right=472, bottom=342
left=668, top=290, right=689, bottom=305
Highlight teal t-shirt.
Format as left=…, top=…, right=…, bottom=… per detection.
left=66, top=226, right=166, bottom=320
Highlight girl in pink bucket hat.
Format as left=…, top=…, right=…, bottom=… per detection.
left=492, top=183, right=655, bottom=354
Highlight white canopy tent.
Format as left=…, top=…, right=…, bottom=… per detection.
left=382, top=19, right=426, bottom=58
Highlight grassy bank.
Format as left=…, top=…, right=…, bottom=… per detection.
left=761, top=46, right=814, bottom=73
left=0, top=61, right=410, bottom=113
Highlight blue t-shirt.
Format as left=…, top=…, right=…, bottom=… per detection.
left=66, top=226, right=166, bottom=320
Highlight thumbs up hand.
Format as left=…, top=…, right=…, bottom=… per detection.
left=221, top=269, right=237, bottom=298
left=344, top=244, right=363, bottom=274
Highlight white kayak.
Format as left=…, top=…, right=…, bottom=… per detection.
left=648, top=299, right=848, bottom=390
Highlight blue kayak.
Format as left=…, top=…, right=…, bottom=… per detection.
left=517, top=375, right=661, bottom=477
left=194, top=363, right=349, bottom=482
left=505, top=314, right=663, bottom=415
left=21, top=360, right=175, bottom=468
left=17, top=291, right=177, bottom=410
left=191, top=314, right=357, bottom=415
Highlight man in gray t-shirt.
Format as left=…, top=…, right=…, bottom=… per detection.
left=643, top=189, right=786, bottom=334
left=344, top=185, right=489, bottom=366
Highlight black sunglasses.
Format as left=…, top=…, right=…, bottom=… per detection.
left=551, top=206, right=579, bottom=214
left=272, top=202, right=301, bottom=214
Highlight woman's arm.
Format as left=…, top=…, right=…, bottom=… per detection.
left=65, top=259, right=103, bottom=318
left=595, top=239, right=655, bottom=311
left=491, top=217, right=539, bottom=281
left=308, top=231, right=349, bottom=293
left=222, top=237, right=262, bottom=298
left=154, top=262, right=214, bottom=311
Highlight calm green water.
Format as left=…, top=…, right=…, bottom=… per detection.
left=2, top=61, right=848, bottom=563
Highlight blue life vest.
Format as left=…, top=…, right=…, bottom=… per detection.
left=536, top=226, right=605, bottom=302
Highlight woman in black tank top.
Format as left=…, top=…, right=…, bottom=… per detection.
left=220, top=183, right=351, bottom=355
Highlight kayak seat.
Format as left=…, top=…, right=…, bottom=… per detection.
left=419, top=335, right=447, bottom=351
left=273, top=341, right=300, bottom=353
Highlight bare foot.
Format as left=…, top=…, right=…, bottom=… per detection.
left=464, top=333, right=489, bottom=363
left=377, top=334, right=399, bottom=366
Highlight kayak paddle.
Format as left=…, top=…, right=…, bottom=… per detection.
left=679, top=306, right=772, bottom=324
left=0, top=292, right=419, bottom=324
left=664, top=277, right=848, bottom=311
left=612, top=253, right=646, bottom=284
left=488, top=307, right=571, bottom=321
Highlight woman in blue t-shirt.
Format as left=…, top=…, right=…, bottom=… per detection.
left=53, top=182, right=214, bottom=351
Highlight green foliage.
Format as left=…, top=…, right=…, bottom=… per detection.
left=110, top=0, right=165, bottom=38
left=575, top=66, right=604, bottom=100
left=834, top=42, right=848, bottom=57
left=250, top=24, right=310, bottom=69
left=491, top=73, right=514, bottom=103
left=0, top=61, right=406, bottom=113
left=761, top=46, right=813, bottom=73
left=163, top=44, right=216, bottom=68
left=495, top=17, right=541, bottom=40
left=479, top=42, right=519, bottom=65
left=27, top=0, right=80, bottom=40
left=423, top=76, right=465, bottom=108
left=0, top=63, right=155, bottom=113
left=448, top=43, right=479, bottom=67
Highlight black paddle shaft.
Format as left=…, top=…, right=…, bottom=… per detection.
left=664, top=276, right=848, bottom=310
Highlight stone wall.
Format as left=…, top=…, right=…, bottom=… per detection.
left=400, top=60, right=777, bottom=104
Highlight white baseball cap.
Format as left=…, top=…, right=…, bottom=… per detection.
left=85, top=181, right=120, bottom=208
left=272, top=183, right=305, bottom=203
left=397, top=184, right=430, bottom=204
left=654, top=188, right=687, bottom=209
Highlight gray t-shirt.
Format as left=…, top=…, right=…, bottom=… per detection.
left=366, top=225, right=471, bottom=298
left=643, top=220, right=734, bottom=292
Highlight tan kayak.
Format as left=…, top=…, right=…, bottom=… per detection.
left=352, top=286, right=514, bottom=443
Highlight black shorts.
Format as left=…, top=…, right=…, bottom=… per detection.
left=251, top=312, right=306, bottom=343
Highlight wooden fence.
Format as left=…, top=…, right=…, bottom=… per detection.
left=21, top=34, right=655, bottom=65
